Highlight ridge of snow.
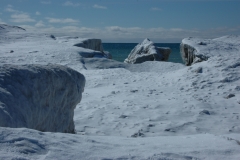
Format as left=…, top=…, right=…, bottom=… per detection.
left=0, top=24, right=26, bottom=33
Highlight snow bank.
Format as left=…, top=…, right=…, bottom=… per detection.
left=124, top=38, right=171, bottom=64
left=1, top=127, right=240, bottom=160
left=0, top=24, right=26, bottom=33
left=0, top=64, right=85, bottom=133
left=180, top=35, right=240, bottom=66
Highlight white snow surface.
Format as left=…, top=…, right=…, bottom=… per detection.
left=0, top=25, right=240, bottom=159
left=0, top=24, right=26, bottom=33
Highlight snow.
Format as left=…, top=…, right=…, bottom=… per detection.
left=0, top=24, right=26, bottom=33
left=124, top=38, right=171, bottom=64
left=1, top=127, right=240, bottom=160
left=0, top=24, right=240, bottom=159
left=0, top=64, right=85, bottom=133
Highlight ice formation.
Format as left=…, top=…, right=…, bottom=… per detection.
left=0, top=64, right=85, bottom=133
left=180, top=36, right=240, bottom=66
left=73, top=39, right=104, bottom=52
left=73, top=38, right=112, bottom=59
left=124, top=38, right=171, bottom=64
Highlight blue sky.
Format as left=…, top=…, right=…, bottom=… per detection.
left=0, top=0, right=240, bottom=42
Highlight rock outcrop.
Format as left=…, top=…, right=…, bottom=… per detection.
left=73, top=39, right=104, bottom=52
left=180, top=36, right=240, bottom=66
left=73, top=38, right=112, bottom=59
left=0, top=64, right=85, bottom=133
left=124, top=39, right=171, bottom=64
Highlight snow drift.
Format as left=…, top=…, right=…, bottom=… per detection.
left=124, top=38, right=171, bottom=64
left=0, top=64, right=85, bottom=133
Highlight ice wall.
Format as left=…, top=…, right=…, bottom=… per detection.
left=73, top=39, right=104, bottom=52
left=73, top=39, right=112, bottom=59
left=124, top=39, right=171, bottom=64
left=0, top=64, right=85, bottom=133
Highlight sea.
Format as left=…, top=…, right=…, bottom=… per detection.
left=102, top=43, right=184, bottom=64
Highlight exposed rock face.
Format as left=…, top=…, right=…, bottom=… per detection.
left=124, top=39, right=171, bottom=64
left=0, top=64, right=85, bottom=133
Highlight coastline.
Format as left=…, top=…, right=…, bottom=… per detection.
left=0, top=24, right=240, bottom=159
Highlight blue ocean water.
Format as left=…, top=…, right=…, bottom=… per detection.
left=102, top=43, right=183, bottom=64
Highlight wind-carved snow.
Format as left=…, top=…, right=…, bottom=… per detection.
left=0, top=24, right=240, bottom=159
left=124, top=38, right=171, bottom=64
left=0, top=64, right=85, bottom=133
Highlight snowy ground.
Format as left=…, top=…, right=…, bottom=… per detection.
left=0, top=25, right=240, bottom=159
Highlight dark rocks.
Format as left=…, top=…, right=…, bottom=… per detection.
left=119, top=115, right=128, bottom=119
left=131, top=130, right=144, bottom=137
left=224, top=94, right=235, bottom=99
left=130, top=90, right=138, bottom=93
left=195, top=67, right=203, bottom=73
left=164, top=128, right=176, bottom=132
left=50, top=35, right=56, bottom=40
left=198, top=42, right=207, bottom=45
left=199, top=110, right=211, bottom=115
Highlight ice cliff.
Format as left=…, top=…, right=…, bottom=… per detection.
left=180, top=35, right=240, bottom=66
left=73, top=39, right=104, bottom=52
left=124, top=39, right=171, bottom=64
left=0, top=64, right=85, bottom=133
left=73, top=38, right=112, bottom=59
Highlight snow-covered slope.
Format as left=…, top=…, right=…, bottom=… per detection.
left=1, top=127, right=240, bottom=160
left=0, top=25, right=240, bottom=159
left=0, top=24, right=26, bottom=33
left=0, top=64, right=85, bottom=133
